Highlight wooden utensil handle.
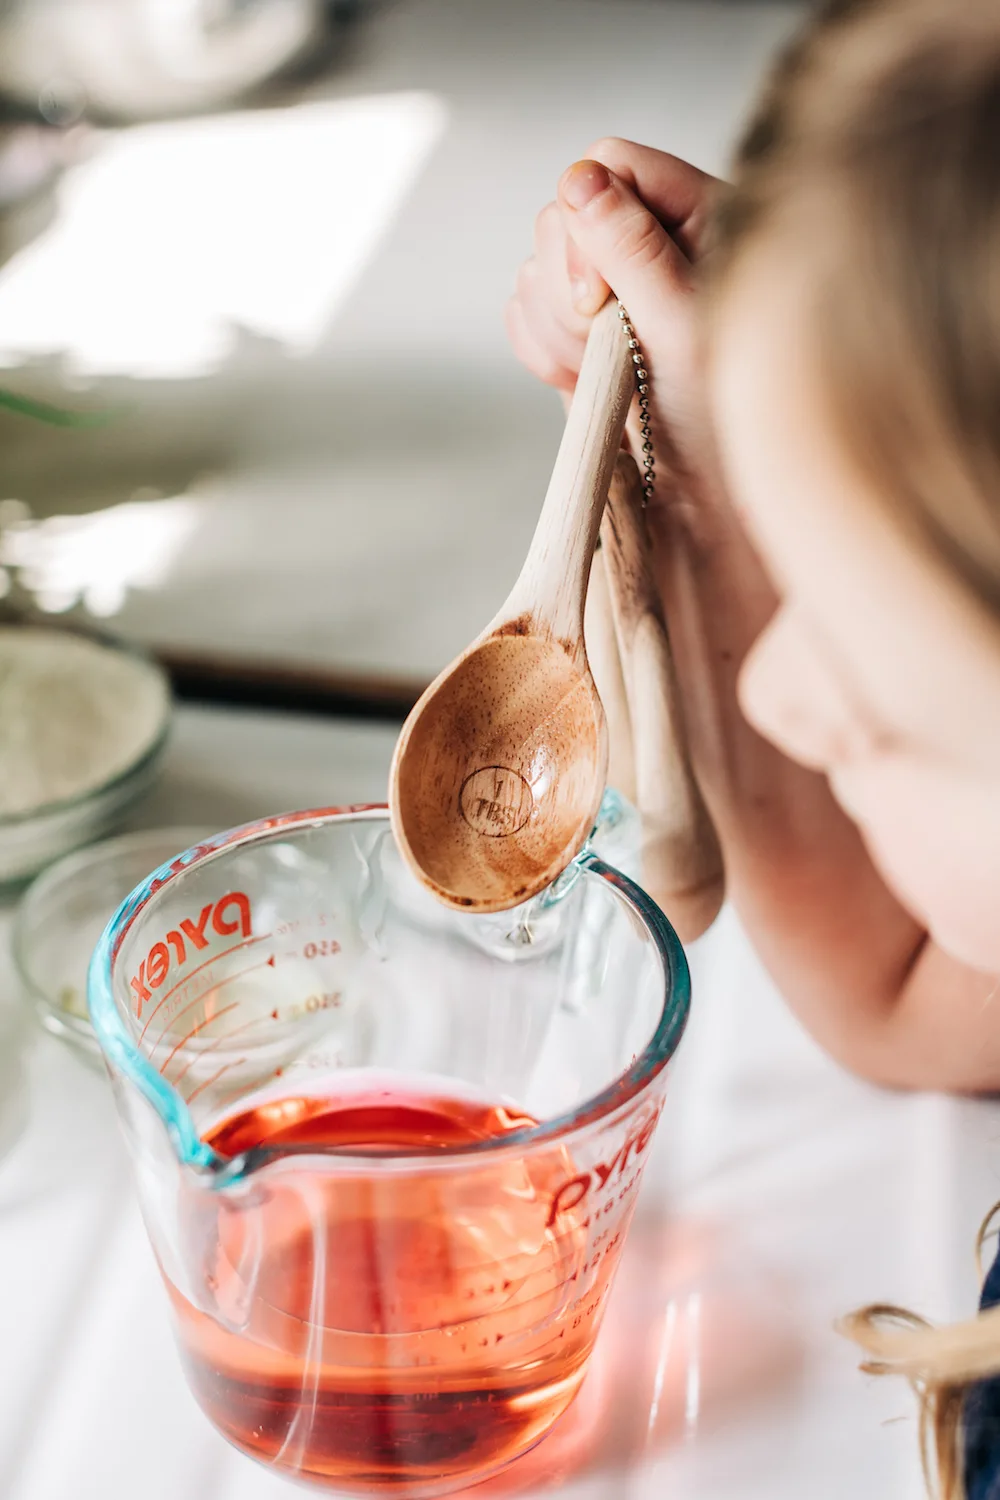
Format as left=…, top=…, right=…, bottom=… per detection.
left=602, top=453, right=725, bottom=941
left=506, top=300, right=635, bottom=645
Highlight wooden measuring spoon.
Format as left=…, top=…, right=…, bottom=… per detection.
left=390, top=299, right=636, bottom=913
left=601, top=453, right=725, bottom=940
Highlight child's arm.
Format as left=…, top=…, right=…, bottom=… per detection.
left=509, top=138, right=1000, bottom=1092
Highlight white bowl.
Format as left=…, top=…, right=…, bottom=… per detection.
left=0, top=628, right=171, bottom=886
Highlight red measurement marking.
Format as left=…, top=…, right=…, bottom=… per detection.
left=302, top=938, right=341, bottom=960
left=167, top=1084, right=612, bottom=1492
left=147, top=955, right=276, bottom=1060
left=138, top=935, right=271, bottom=1042
left=146, top=954, right=275, bottom=1062
left=170, top=1014, right=275, bottom=1089
left=158, top=1002, right=240, bottom=1076
left=184, top=1058, right=245, bottom=1107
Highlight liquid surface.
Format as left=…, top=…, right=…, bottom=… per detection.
left=168, top=1082, right=612, bottom=1495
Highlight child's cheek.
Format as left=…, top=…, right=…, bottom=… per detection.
left=832, top=759, right=1000, bottom=971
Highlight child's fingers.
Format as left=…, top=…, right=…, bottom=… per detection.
left=532, top=200, right=602, bottom=334
left=508, top=143, right=715, bottom=397
left=557, top=160, right=694, bottom=357
left=563, top=225, right=611, bottom=318
left=503, top=295, right=578, bottom=392
left=513, top=255, right=588, bottom=375
left=582, top=137, right=720, bottom=261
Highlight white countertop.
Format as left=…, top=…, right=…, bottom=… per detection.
left=2, top=703, right=998, bottom=1500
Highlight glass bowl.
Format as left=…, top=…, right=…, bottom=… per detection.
left=0, top=626, right=171, bottom=886
left=13, top=827, right=208, bottom=1064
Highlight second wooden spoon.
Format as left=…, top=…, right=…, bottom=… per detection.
left=601, top=453, right=725, bottom=939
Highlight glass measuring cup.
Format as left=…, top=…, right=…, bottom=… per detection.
left=88, top=806, right=690, bottom=1496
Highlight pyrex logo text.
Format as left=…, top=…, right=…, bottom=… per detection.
left=130, top=891, right=252, bottom=1018
left=546, top=1101, right=664, bottom=1228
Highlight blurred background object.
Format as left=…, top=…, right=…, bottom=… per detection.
left=0, top=0, right=340, bottom=121
left=0, top=621, right=171, bottom=883
left=12, top=826, right=209, bottom=1062
left=0, top=0, right=804, bottom=712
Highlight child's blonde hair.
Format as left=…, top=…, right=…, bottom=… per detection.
left=709, top=2, right=1000, bottom=1495
left=713, top=0, right=1000, bottom=617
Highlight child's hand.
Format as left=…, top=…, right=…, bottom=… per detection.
left=505, top=139, right=721, bottom=486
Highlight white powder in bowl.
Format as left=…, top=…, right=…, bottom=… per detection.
left=0, top=627, right=170, bottom=817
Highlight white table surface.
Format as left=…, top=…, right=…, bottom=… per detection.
left=2, top=703, right=999, bottom=1500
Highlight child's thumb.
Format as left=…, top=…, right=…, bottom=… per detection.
left=557, top=159, right=692, bottom=332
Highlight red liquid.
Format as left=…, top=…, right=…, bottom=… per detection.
left=167, top=1083, right=613, bottom=1495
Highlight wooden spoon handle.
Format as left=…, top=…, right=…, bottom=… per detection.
left=506, top=299, right=635, bottom=645
left=601, top=453, right=725, bottom=941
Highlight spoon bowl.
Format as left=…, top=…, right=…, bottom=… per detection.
left=392, top=627, right=606, bottom=911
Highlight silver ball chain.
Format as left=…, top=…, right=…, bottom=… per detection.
left=617, top=300, right=654, bottom=505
